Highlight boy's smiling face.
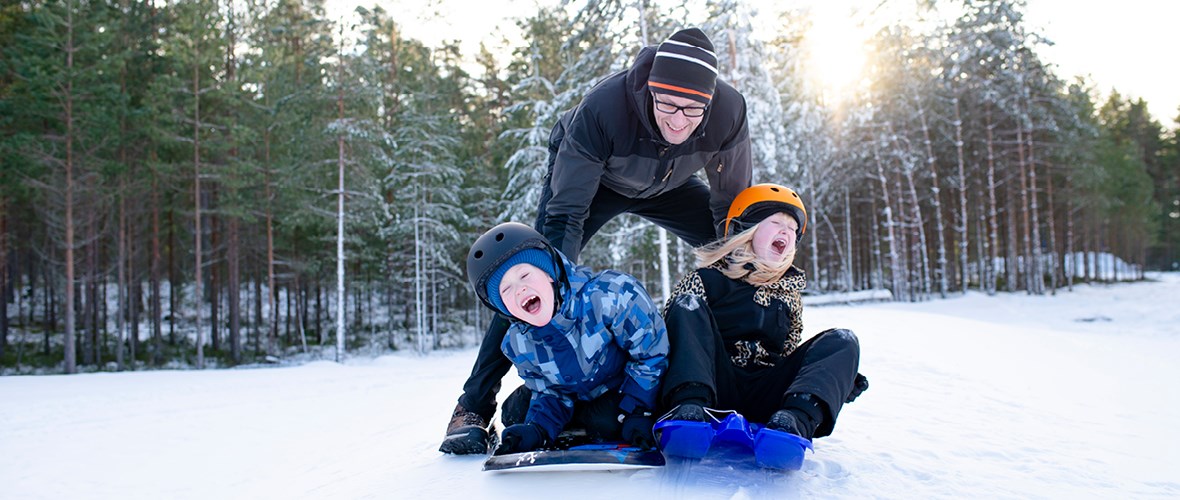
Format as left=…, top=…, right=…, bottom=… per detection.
left=498, top=263, right=555, bottom=327
left=751, top=212, right=798, bottom=264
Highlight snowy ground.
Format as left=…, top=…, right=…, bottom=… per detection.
left=2, top=274, right=1178, bottom=499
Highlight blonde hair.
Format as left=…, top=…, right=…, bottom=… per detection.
left=695, top=219, right=796, bottom=286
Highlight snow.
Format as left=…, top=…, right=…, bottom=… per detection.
left=3, top=274, right=1179, bottom=499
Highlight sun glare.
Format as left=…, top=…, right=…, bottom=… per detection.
left=803, top=7, right=868, bottom=103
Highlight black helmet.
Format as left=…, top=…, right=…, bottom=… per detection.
left=466, top=222, right=563, bottom=312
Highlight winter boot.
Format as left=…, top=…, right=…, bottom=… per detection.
left=439, top=403, right=494, bottom=455
left=662, top=383, right=711, bottom=422
left=663, top=402, right=707, bottom=422
left=766, top=393, right=824, bottom=440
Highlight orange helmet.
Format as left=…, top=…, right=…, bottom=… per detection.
left=723, top=183, right=807, bottom=238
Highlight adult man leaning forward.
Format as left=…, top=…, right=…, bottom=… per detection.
left=441, top=28, right=754, bottom=454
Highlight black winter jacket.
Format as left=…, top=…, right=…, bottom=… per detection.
left=542, top=46, right=753, bottom=260
left=665, top=265, right=806, bottom=369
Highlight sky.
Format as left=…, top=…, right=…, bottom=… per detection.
left=325, top=0, right=1179, bottom=125
left=3, top=271, right=1178, bottom=498
left=1022, top=0, right=1180, bottom=124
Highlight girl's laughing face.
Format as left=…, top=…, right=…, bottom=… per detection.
left=498, top=263, right=555, bottom=327
left=752, top=212, right=798, bottom=264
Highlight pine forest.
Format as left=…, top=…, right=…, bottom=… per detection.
left=1, top=0, right=1177, bottom=373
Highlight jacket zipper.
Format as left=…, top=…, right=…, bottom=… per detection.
left=659, top=147, right=673, bottom=184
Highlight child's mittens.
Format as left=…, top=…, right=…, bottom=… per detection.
left=845, top=373, right=869, bottom=403
left=621, top=412, right=657, bottom=449
left=494, top=422, right=548, bottom=455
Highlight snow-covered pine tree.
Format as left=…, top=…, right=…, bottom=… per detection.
left=763, top=7, right=844, bottom=290
left=701, top=0, right=785, bottom=181
left=377, top=39, right=467, bottom=353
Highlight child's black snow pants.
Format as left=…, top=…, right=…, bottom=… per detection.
left=660, top=293, right=860, bottom=438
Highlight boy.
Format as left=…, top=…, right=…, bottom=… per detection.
left=461, top=222, right=667, bottom=455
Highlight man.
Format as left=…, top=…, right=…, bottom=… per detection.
left=441, top=27, right=753, bottom=454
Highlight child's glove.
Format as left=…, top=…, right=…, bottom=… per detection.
left=845, top=373, right=869, bottom=403
left=621, top=412, right=656, bottom=449
left=494, top=422, right=547, bottom=455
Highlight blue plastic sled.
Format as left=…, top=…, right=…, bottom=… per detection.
left=653, top=408, right=814, bottom=470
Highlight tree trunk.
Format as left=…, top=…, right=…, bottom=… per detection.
left=228, top=215, right=240, bottom=364
left=1026, top=120, right=1046, bottom=294
left=299, top=275, right=309, bottom=341
left=975, top=201, right=987, bottom=294
left=116, top=30, right=128, bottom=370
left=1023, top=112, right=1045, bottom=294
left=1005, top=182, right=1019, bottom=293
left=952, top=97, right=970, bottom=294
left=284, top=282, right=292, bottom=345
left=844, top=188, right=854, bottom=292
left=335, top=49, right=347, bottom=361
left=44, top=262, right=55, bottom=358
left=117, top=178, right=127, bottom=370
left=296, top=274, right=308, bottom=354
left=129, top=268, right=141, bottom=365
left=871, top=142, right=903, bottom=299
left=225, top=10, right=241, bottom=364
left=193, top=40, right=204, bottom=369
left=1065, top=173, right=1075, bottom=290
left=1044, top=160, right=1060, bottom=293
left=414, top=200, right=423, bottom=352
left=63, top=0, right=77, bottom=373
left=253, top=271, right=262, bottom=355
left=0, top=197, right=7, bottom=360
left=209, top=191, right=220, bottom=355
left=895, top=171, right=916, bottom=301
left=985, top=110, right=1000, bottom=295
left=903, top=168, right=931, bottom=301
left=84, top=198, right=98, bottom=366
left=315, top=279, right=322, bottom=344
left=265, top=134, right=277, bottom=357
left=168, top=205, right=176, bottom=344
left=917, top=100, right=948, bottom=298
left=1015, top=124, right=1034, bottom=293
left=150, top=167, right=163, bottom=361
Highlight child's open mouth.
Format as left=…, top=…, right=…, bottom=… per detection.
left=521, top=295, right=541, bottom=314
left=772, top=238, right=787, bottom=255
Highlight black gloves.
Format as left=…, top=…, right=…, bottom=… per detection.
left=621, top=412, right=657, bottom=449
left=846, top=373, right=869, bottom=403
left=494, top=422, right=548, bottom=455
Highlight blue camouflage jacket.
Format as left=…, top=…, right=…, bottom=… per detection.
left=501, top=253, right=668, bottom=441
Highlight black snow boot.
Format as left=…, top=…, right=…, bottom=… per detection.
left=661, top=383, right=711, bottom=422
left=766, top=393, right=824, bottom=440
left=662, top=402, right=707, bottom=422
left=439, top=403, right=494, bottom=455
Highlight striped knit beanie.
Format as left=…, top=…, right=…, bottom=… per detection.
left=648, top=28, right=718, bottom=104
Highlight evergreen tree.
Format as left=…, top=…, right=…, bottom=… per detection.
left=6, top=0, right=123, bottom=371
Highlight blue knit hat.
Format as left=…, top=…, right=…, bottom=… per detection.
left=485, top=248, right=558, bottom=315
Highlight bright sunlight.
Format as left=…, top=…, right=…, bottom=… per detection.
left=802, top=5, right=869, bottom=103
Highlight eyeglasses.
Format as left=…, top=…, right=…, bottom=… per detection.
left=652, top=95, right=708, bottom=118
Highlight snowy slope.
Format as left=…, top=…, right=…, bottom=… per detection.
left=2, top=274, right=1178, bottom=499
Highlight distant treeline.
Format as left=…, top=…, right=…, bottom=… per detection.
left=1, top=0, right=1176, bottom=373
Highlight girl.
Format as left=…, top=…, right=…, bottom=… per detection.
left=659, top=184, right=866, bottom=440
